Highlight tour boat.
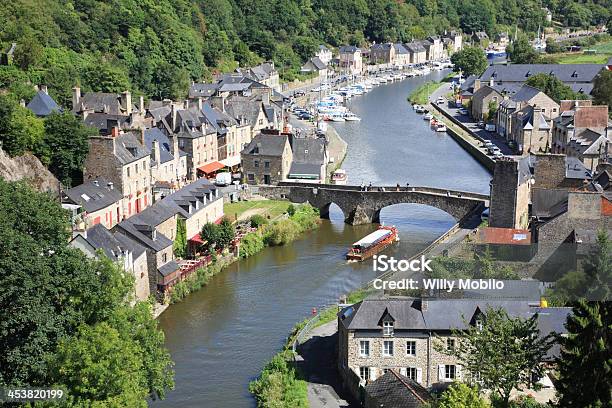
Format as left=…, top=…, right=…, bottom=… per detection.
left=331, top=169, right=348, bottom=185
left=344, top=112, right=361, bottom=121
left=330, top=113, right=346, bottom=122
left=346, top=226, right=399, bottom=262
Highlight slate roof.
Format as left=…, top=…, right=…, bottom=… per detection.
left=289, top=162, right=321, bottom=177
left=83, top=113, right=131, bottom=131
left=304, top=56, right=327, bottom=71
left=155, top=178, right=219, bottom=220
left=532, top=188, right=569, bottom=218
left=480, top=64, right=604, bottom=85
left=511, top=84, right=544, bottom=102
left=189, top=83, right=220, bottom=98
left=242, top=133, right=288, bottom=156
left=394, top=43, right=410, bottom=54
left=144, top=128, right=175, bottom=164
left=79, top=92, right=125, bottom=115
left=158, top=260, right=180, bottom=277
left=201, top=102, right=237, bottom=131
left=405, top=42, right=426, bottom=53
left=114, top=132, right=150, bottom=165
left=84, top=224, right=146, bottom=260
left=515, top=105, right=551, bottom=131
left=26, top=90, right=61, bottom=117
left=291, top=138, right=326, bottom=164
left=339, top=45, right=360, bottom=53
left=339, top=297, right=570, bottom=340
left=115, top=216, right=174, bottom=252
left=64, top=178, right=122, bottom=212
left=225, top=97, right=264, bottom=126
left=318, top=45, right=330, bottom=52
left=365, top=370, right=431, bottom=407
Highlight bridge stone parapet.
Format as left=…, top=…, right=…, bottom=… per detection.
left=258, top=183, right=489, bottom=225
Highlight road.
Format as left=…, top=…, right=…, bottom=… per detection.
left=429, top=83, right=514, bottom=156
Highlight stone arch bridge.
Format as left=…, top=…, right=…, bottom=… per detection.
left=257, top=182, right=489, bottom=225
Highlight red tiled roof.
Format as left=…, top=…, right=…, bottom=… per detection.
left=478, top=227, right=531, bottom=245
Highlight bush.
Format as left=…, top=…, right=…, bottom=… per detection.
left=436, top=382, right=489, bottom=408
left=249, top=351, right=308, bottom=408
left=239, top=232, right=265, bottom=259
left=250, top=214, right=268, bottom=228
left=264, top=219, right=300, bottom=246
left=287, top=203, right=296, bottom=217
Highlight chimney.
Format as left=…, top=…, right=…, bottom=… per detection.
left=140, top=128, right=146, bottom=146
left=474, top=79, right=481, bottom=92
left=162, top=99, right=172, bottom=106
left=153, top=139, right=161, bottom=165
left=72, top=86, right=81, bottom=112
left=197, top=97, right=203, bottom=110
left=93, top=180, right=99, bottom=187
left=172, top=133, right=179, bottom=156
left=184, top=99, right=190, bottom=109
left=171, top=104, right=178, bottom=131
left=139, top=96, right=145, bottom=114
left=262, top=90, right=270, bottom=105
left=111, top=126, right=120, bottom=138
left=221, top=95, right=226, bottom=113
left=121, top=91, right=132, bottom=115
left=489, top=76, right=494, bottom=87
left=40, top=85, right=48, bottom=94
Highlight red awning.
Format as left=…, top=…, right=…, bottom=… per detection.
left=198, top=161, right=225, bottom=174
left=189, top=233, right=205, bottom=244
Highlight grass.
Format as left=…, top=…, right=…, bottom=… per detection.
left=312, top=288, right=372, bottom=329
left=408, top=80, right=441, bottom=105
left=547, top=39, right=612, bottom=64
left=224, top=199, right=290, bottom=222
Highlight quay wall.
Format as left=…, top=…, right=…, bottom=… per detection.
left=430, top=103, right=495, bottom=173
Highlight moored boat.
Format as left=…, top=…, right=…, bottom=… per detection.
left=435, top=122, right=447, bottom=132
left=423, top=112, right=433, bottom=120
left=346, top=226, right=399, bottom=261
left=344, top=112, right=361, bottom=121
left=331, top=169, right=348, bottom=185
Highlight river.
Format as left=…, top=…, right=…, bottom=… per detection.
left=153, top=70, right=492, bottom=407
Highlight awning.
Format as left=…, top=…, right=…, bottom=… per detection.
left=198, top=161, right=225, bottom=174
left=220, top=155, right=241, bottom=168
left=189, top=233, right=205, bottom=244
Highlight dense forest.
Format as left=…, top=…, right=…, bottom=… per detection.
left=1, top=0, right=611, bottom=104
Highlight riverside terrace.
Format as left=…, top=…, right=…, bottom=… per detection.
left=258, top=182, right=489, bottom=225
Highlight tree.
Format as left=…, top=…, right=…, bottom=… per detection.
left=41, top=111, right=93, bottom=187
left=217, top=217, right=236, bottom=250
left=583, top=230, right=612, bottom=301
left=13, top=35, right=44, bottom=70
left=200, top=222, right=221, bottom=252
left=460, top=0, right=495, bottom=35
left=525, top=73, right=587, bottom=103
left=556, top=301, right=611, bottom=407
left=436, top=383, right=490, bottom=408
left=0, top=95, right=45, bottom=156
left=450, top=47, right=488, bottom=77
left=439, top=308, right=555, bottom=408
left=507, top=35, right=540, bottom=64
left=173, top=218, right=187, bottom=259
left=592, top=70, right=612, bottom=117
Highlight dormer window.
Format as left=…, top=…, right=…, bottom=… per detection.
left=476, top=319, right=483, bottom=331
left=383, top=321, right=394, bottom=336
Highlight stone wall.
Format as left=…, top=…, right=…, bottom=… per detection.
left=133, top=251, right=150, bottom=301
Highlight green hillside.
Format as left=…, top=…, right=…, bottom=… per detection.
left=1, top=0, right=611, bottom=105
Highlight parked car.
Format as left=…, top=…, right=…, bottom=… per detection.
left=298, top=113, right=313, bottom=120
left=436, top=97, right=445, bottom=105
left=485, top=123, right=496, bottom=132
left=477, top=121, right=485, bottom=128
left=493, top=151, right=504, bottom=159
left=214, top=172, right=232, bottom=186
left=459, top=108, right=469, bottom=116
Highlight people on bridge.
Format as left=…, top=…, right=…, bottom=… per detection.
left=396, top=183, right=400, bottom=191
left=360, top=182, right=365, bottom=191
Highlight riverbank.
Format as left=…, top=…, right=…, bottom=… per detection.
left=407, top=80, right=441, bottom=105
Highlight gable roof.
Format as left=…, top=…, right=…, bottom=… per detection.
left=83, top=224, right=146, bottom=260
left=339, top=45, right=360, bottom=53
left=189, top=83, right=220, bottom=98
left=64, top=178, right=123, bottom=212
left=480, top=64, right=604, bottom=85
left=405, top=42, right=426, bottom=53
left=291, top=137, right=326, bottom=164
left=242, top=133, right=288, bottom=156
left=144, top=128, right=175, bottom=164
left=365, top=370, right=431, bottom=408
left=26, top=90, right=61, bottom=117
left=114, top=132, right=150, bottom=165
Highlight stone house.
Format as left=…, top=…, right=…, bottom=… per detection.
left=424, top=36, right=444, bottom=61
left=364, top=370, right=431, bottom=408
left=442, top=31, right=463, bottom=54
left=339, top=46, right=363, bottom=75
left=69, top=224, right=150, bottom=301
left=72, top=87, right=151, bottom=130
left=337, top=297, right=570, bottom=392
left=394, top=43, right=410, bottom=66
left=201, top=102, right=243, bottom=170
left=316, top=45, right=333, bottom=65
left=489, top=157, right=532, bottom=229
left=84, top=128, right=152, bottom=221
left=63, top=178, right=123, bottom=230
left=497, top=85, right=560, bottom=140
left=287, top=137, right=328, bottom=183
left=241, top=132, right=293, bottom=185
left=552, top=101, right=610, bottom=172
left=405, top=42, right=427, bottom=64
left=470, top=85, right=503, bottom=121
left=370, top=43, right=395, bottom=65
left=143, top=128, right=188, bottom=200
left=242, top=62, right=280, bottom=92
left=510, top=105, right=554, bottom=154
left=300, top=57, right=328, bottom=79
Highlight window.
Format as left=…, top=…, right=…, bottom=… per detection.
left=382, top=368, right=390, bottom=375
left=406, top=340, right=416, bottom=356
left=406, top=367, right=417, bottom=381
left=247, top=173, right=255, bottom=182
left=179, top=139, right=185, bottom=148
left=264, top=161, right=270, bottom=169
left=383, top=340, right=394, bottom=357
left=254, top=160, right=259, bottom=168
left=476, top=319, right=483, bottom=331
left=161, top=253, right=167, bottom=263
left=359, top=366, right=370, bottom=381
left=383, top=321, right=394, bottom=336
left=447, top=338, right=456, bottom=352
left=135, top=163, right=139, bottom=173
left=359, top=341, right=370, bottom=357
left=127, top=167, right=130, bottom=177
left=445, top=365, right=456, bottom=380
